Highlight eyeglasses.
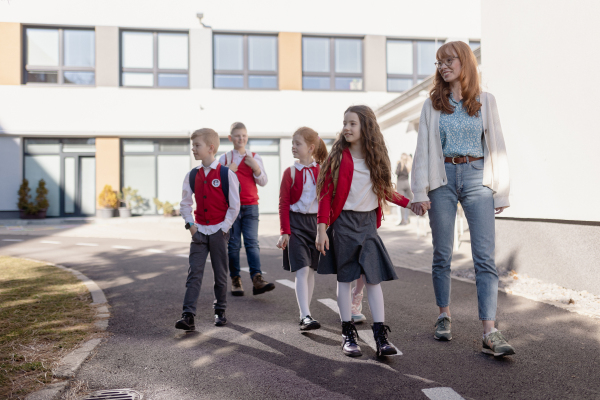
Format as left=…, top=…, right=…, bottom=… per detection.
left=434, top=57, right=459, bottom=69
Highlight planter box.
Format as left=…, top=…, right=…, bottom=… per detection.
left=19, top=209, right=47, bottom=219
left=118, top=207, right=132, bottom=218
left=97, top=208, right=116, bottom=219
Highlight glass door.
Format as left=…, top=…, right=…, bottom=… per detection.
left=62, top=156, right=96, bottom=216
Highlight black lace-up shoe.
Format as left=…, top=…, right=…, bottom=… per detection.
left=372, top=322, right=397, bottom=357
left=175, top=312, right=195, bottom=331
left=299, top=315, right=321, bottom=331
left=341, top=321, right=362, bottom=357
left=214, top=309, right=227, bottom=326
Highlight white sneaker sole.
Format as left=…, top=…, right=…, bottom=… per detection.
left=351, top=314, right=366, bottom=323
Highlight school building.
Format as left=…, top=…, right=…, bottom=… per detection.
left=0, top=0, right=481, bottom=218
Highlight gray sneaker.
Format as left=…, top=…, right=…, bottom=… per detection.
left=482, top=330, right=515, bottom=357
left=434, top=316, right=452, bottom=341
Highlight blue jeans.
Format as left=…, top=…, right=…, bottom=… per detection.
left=228, top=204, right=262, bottom=278
left=428, top=159, right=498, bottom=321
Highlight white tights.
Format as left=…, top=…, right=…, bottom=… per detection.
left=295, top=266, right=315, bottom=318
left=337, top=275, right=385, bottom=323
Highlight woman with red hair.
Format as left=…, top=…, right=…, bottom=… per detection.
left=410, top=41, right=514, bottom=357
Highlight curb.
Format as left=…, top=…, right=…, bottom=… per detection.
left=21, top=259, right=110, bottom=400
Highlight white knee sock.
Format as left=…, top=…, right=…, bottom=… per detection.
left=295, top=267, right=313, bottom=318
left=365, top=283, right=385, bottom=323
left=337, top=281, right=352, bottom=322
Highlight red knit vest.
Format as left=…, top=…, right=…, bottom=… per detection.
left=194, top=165, right=228, bottom=226
left=228, top=152, right=259, bottom=206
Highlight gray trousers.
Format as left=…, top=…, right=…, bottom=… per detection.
left=182, top=229, right=230, bottom=315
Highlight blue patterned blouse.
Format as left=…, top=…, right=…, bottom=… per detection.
left=439, top=93, right=484, bottom=158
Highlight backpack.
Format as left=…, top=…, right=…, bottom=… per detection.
left=189, top=166, right=232, bottom=207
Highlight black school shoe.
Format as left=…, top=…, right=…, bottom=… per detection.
left=372, top=322, right=397, bottom=357
left=175, top=312, right=195, bottom=331
left=299, top=315, right=321, bottom=331
left=214, top=309, right=227, bottom=326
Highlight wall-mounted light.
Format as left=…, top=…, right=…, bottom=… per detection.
left=196, top=13, right=212, bottom=29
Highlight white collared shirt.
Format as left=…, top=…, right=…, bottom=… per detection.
left=290, top=161, right=319, bottom=214
left=180, top=159, right=241, bottom=235
left=218, top=149, right=268, bottom=187
left=343, top=156, right=378, bottom=212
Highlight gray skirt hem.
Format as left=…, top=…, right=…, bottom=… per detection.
left=317, top=210, right=398, bottom=284
left=282, top=212, right=319, bottom=273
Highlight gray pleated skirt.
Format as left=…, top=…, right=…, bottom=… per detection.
left=317, top=210, right=398, bottom=284
left=282, top=212, right=320, bottom=273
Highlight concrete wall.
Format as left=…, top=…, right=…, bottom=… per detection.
left=364, top=35, right=387, bottom=92
left=189, top=28, right=213, bottom=90
left=0, top=22, right=21, bottom=85
left=95, top=138, right=120, bottom=207
left=0, top=137, right=22, bottom=213
left=496, top=218, right=600, bottom=294
left=96, top=26, right=120, bottom=87
left=482, top=0, right=600, bottom=222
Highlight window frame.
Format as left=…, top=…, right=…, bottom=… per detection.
left=120, top=29, right=190, bottom=89
left=23, top=25, right=96, bottom=86
left=386, top=38, right=444, bottom=93
left=212, top=32, right=279, bottom=90
left=301, top=35, right=365, bottom=92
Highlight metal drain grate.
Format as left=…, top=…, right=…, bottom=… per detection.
left=82, top=389, right=142, bottom=400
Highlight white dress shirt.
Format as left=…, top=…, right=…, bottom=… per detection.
left=180, top=159, right=241, bottom=235
left=218, top=149, right=268, bottom=187
left=290, top=161, right=319, bottom=214
left=343, top=156, right=379, bottom=212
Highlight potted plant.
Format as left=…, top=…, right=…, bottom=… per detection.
left=17, top=178, right=48, bottom=219
left=153, top=198, right=176, bottom=217
left=97, top=185, right=118, bottom=218
left=117, top=186, right=143, bottom=218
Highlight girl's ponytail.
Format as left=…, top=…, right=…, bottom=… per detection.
left=313, top=138, right=329, bottom=164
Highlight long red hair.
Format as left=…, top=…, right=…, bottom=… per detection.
left=430, top=41, right=481, bottom=117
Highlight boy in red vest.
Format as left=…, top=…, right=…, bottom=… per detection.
left=219, top=122, right=275, bottom=296
left=176, top=128, right=240, bottom=331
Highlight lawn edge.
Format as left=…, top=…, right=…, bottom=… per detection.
left=15, top=257, right=110, bottom=400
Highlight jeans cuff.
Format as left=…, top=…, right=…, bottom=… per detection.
left=479, top=318, right=496, bottom=321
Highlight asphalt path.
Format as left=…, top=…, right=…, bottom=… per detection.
left=2, top=234, right=600, bottom=399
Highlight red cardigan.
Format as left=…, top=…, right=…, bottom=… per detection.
left=317, top=148, right=410, bottom=228
left=279, top=164, right=321, bottom=235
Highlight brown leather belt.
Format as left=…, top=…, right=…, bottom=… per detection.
left=444, top=156, right=484, bottom=164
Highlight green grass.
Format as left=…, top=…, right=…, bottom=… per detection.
left=0, top=256, right=99, bottom=399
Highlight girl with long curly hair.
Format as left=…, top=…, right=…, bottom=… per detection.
left=315, top=105, right=414, bottom=358
left=411, top=41, right=514, bottom=357
left=277, top=127, right=328, bottom=332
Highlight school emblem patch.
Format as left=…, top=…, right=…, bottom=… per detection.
left=212, top=179, right=221, bottom=187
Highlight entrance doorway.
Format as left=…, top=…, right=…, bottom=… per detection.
left=24, top=139, right=96, bottom=217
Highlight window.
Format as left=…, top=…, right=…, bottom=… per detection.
left=217, top=138, right=280, bottom=213
left=24, top=27, right=95, bottom=85
left=469, top=41, right=481, bottom=50
left=386, top=39, right=443, bottom=92
left=121, top=31, right=189, bottom=88
left=24, top=139, right=96, bottom=217
left=213, top=34, right=278, bottom=89
left=122, top=139, right=190, bottom=214
left=302, top=37, right=363, bottom=91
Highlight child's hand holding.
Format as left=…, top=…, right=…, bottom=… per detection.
left=243, top=156, right=261, bottom=175
left=315, top=224, right=329, bottom=256
left=229, top=162, right=239, bottom=172
left=277, top=234, right=290, bottom=249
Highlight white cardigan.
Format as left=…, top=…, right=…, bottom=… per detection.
left=411, top=92, right=510, bottom=208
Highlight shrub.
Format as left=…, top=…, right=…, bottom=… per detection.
left=118, top=187, right=143, bottom=209
left=35, top=179, right=49, bottom=210
left=153, top=198, right=176, bottom=216
left=17, top=179, right=31, bottom=211
left=17, top=179, right=45, bottom=215
left=98, top=185, right=118, bottom=209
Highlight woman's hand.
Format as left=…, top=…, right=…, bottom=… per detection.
left=315, top=223, right=329, bottom=256
left=277, top=234, right=290, bottom=249
left=411, top=201, right=431, bottom=216
left=494, top=207, right=507, bottom=215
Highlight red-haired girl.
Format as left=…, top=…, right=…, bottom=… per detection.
left=277, top=127, right=329, bottom=331
left=316, top=105, right=415, bottom=358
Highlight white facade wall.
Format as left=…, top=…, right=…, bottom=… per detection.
left=0, top=0, right=481, bottom=215
left=482, top=0, right=600, bottom=222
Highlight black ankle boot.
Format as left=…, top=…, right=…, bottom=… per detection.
left=341, top=321, right=362, bottom=357
left=214, top=309, right=227, bottom=326
left=372, top=322, right=397, bottom=357
left=175, top=312, right=195, bottom=331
